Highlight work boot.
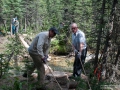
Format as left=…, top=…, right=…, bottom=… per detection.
left=22, top=73, right=28, bottom=78
left=22, top=73, right=36, bottom=82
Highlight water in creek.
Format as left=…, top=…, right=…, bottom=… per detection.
left=8, top=54, right=75, bottom=76
left=48, top=52, right=94, bottom=72
left=48, top=54, right=74, bottom=72
left=8, top=52, right=93, bottom=76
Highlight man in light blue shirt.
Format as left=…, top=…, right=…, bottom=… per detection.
left=71, top=23, right=87, bottom=77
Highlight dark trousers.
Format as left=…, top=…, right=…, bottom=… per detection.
left=28, top=53, right=45, bottom=84
left=73, top=48, right=87, bottom=77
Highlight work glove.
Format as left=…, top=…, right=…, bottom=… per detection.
left=45, top=55, right=48, bottom=59
left=42, top=55, right=48, bottom=64
left=74, top=49, right=78, bottom=54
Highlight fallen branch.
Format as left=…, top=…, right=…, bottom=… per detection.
left=18, top=35, right=29, bottom=49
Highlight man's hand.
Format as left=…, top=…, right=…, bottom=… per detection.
left=77, top=52, right=81, bottom=58
left=74, top=49, right=78, bottom=54
left=42, top=55, right=48, bottom=64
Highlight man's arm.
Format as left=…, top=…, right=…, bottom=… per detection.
left=78, top=32, right=85, bottom=54
left=79, top=43, right=84, bottom=53
left=44, top=45, right=50, bottom=56
left=37, top=35, right=45, bottom=59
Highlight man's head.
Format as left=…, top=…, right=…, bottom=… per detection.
left=70, top=23, right=78, bottom=33
left=49, top=27, right=59, bottom=38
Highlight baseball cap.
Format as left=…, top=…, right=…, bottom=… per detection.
left=49, top=27, right=59, bottom=34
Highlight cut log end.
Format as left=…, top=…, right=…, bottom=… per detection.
left=67, top=79, right=78, bottom=89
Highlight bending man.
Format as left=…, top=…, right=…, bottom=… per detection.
left=23, top=27, right=59, bottom=89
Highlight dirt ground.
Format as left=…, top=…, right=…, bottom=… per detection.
left=0, top=35, right=9, bottom=53
left=0, top=71, right=88, bottom=90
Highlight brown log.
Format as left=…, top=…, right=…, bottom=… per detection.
left=45, top=81, right=62, bottom=90
left=19, top=35, right=29, bottom=49
left=67, top=79, right=78, bottom=89
left=81, top=73, right=88, bottom=81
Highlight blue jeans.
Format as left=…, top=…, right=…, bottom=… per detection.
left=12, top=25, right=16, bottom=34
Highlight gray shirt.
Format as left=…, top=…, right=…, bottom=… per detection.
left=28, top=31, right=51, bottom=58
left=72, top=29, right=87, bottom=51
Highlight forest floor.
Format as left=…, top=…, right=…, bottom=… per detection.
left=0, top=35, right=8, bottom=54
left=0, top=35, right=89, bottom=90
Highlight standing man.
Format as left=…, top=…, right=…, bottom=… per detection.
left=12, top=18, right=16, bottom=34
left=14, top=17, right=19, bottom=33
left=12, top=17, right=19, bottom=35
left=23, top=27, right=59, bottom=89
left=71, top=23, right=87, bottom=77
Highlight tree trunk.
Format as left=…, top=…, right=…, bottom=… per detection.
left=94, top=0, right=106, bottom=69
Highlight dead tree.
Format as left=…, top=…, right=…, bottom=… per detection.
left=100, top=0, right=120, bottom=83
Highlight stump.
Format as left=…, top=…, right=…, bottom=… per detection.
left=30, top=64, right=53, bottom=79
left=46, top=81, right=62, bottom=90
left=46, top=71, right=68, bottom=85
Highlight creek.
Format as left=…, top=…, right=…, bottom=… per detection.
left=8, top=52, right=94, bottom=77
